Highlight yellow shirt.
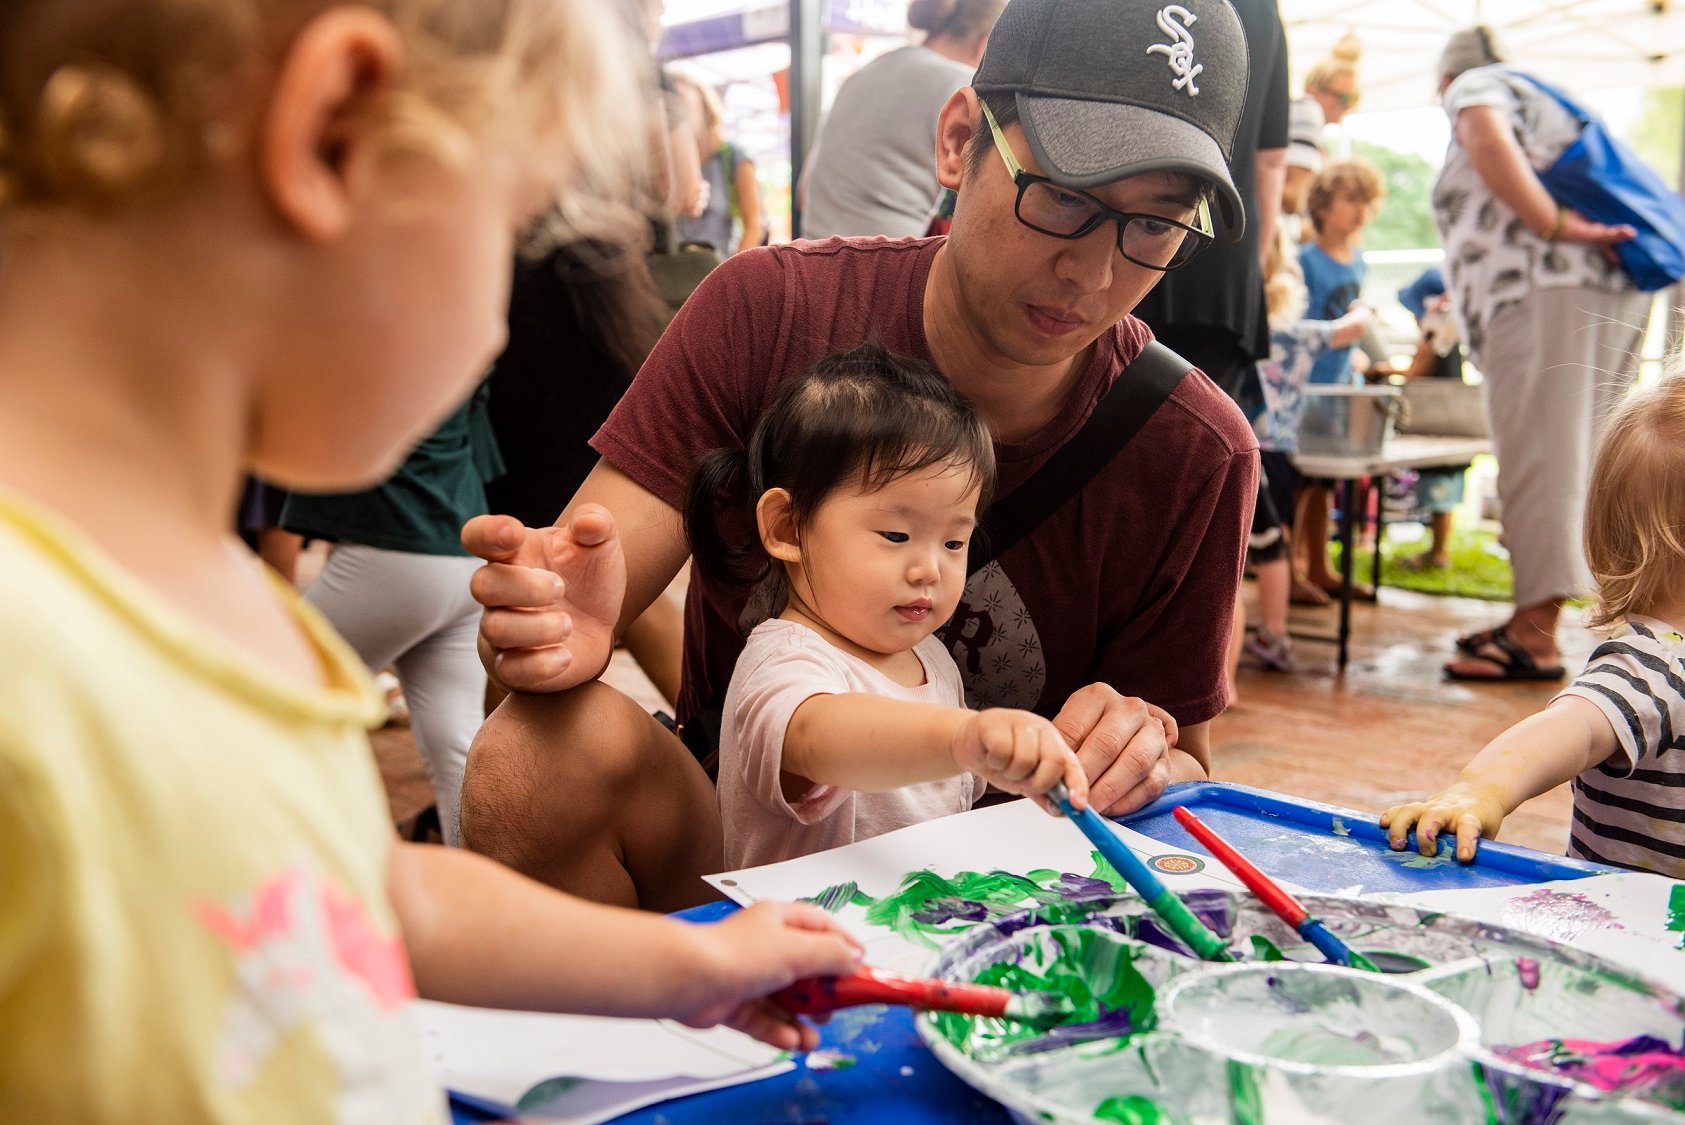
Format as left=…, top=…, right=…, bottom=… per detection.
left=0, top=491, right=445, bottom=1123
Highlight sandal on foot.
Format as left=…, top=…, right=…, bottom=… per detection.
left=1454, top=625, right=1505, bottom=656
left=1315, top=577, right=1377, bottom=603
left=1290, top=578, right=1331, bottom=606
left=1444, top=628, right=1565, bottom=682
left=1398, top=553, right=1450, bottom=572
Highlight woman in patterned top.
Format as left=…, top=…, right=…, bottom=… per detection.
left=1430, top=25, right=1654, bottom=683
left=1381, top=372, right=1685, bottom=876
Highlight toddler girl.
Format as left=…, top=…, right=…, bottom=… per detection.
left=684, top=345, right=1087, bottom=868
left=1383, top=373, right=1685, bottom=874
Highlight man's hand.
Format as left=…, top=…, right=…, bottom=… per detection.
left=1050, top=684, right=1179, bottom=816
left=463, top=506, right=626, bottom=694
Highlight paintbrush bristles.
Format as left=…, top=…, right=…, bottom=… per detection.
left=1001, top=990, right=1077, bottom=1027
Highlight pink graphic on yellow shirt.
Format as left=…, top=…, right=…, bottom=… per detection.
left=197, top=859, right=435, bottom=1125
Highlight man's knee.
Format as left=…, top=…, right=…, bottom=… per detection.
left=459, top=682, right=650, bottom=859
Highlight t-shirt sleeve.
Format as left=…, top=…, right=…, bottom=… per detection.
left=728, top=636, right=859, bottom=825
left=1094, top=444, right=1258, bottom=727
left=1258, top=17, right=1290, bottom=151
left=1555, top=633, right=1684, bottom=776
left=591, top=248, right=786, bottom=506
left=1444, top=68, right=1517, bottom=120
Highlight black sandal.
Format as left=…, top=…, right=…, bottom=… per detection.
left=1445, top=627, right=1565, bottom=682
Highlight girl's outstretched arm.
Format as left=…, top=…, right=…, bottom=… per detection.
left=1379, top=697, right=1619, bottom=861
left=782, top=695, right=1088, bottom=812
left=388, top=843, right=861, bottom=1051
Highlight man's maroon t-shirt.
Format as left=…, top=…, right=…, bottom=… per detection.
left=593, top=237, right=1259, bottom=729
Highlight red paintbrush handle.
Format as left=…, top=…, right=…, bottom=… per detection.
left=774, top=967, right=1011, bottom=1018
left=1173, top=805, right=1308, bottom=928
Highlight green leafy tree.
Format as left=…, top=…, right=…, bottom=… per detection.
left=1351, top=140, right=1440, bottom=252
left=1626, top=86, right=1683, bottom=185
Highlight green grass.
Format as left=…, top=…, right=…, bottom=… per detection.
left=1331, top=525, right=1515, bottom=602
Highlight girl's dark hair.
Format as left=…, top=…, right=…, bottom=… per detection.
left=684, top=343, right=995, bottom=589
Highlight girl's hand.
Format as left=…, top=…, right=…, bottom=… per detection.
left=672, top=903, right=863, bottom=1051
left=951, top=708, right=1089, bottom=813
left=1380, top=781, right=1508, bottom=862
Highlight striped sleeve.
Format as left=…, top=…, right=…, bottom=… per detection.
left=1558, top=621, right=1685, bottom=877
left=1555, top=623, right=1685, bottom=776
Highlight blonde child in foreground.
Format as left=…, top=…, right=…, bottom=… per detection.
left=683, top=345, right=1090, bottom=869
left=0, top=3, right=860, bottom=1120
left=1382, top=373, right=1685, bottom=876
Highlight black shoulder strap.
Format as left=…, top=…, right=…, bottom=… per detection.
left=968, top=340, right=1192, bottom=576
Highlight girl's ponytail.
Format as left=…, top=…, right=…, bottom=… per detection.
left=682, top=445, right=769, bottom=587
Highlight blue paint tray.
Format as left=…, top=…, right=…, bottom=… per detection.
left=1118, top=781, right=1611, bottom=894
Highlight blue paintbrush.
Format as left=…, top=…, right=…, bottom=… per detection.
left=1049, top=782, right=1232, bottom=961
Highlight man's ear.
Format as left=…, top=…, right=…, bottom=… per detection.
left=259, top=8, right=403, bottom=242
left=935, top=87, right=981, bottom=192
left=756, top=489, right=802, bottom=565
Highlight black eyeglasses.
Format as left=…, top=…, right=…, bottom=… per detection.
left=981, top=102, right=1214, bottom=272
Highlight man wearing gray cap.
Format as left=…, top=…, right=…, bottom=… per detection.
left=459, top=0, right=1262, bottom=909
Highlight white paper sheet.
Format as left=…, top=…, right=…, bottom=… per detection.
left=1373, top=872, right=1685, bottom=994
left=705, top=800, right=1258, bottom=970
left=412, top=1000, right=792, bottom=1121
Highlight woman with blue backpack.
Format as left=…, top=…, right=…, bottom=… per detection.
left=1432, top=25, right=1662, bottom=684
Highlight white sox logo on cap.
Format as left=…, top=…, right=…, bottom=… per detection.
left=1146, top=4, right=1202, bottom=96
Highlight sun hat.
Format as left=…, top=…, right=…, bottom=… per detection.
left=972, top=0, right=1250, bottom=238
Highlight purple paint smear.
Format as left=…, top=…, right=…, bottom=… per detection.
left=1500, top=889, right=1623, bottom=944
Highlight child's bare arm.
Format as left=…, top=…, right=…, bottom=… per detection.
left=1380, top=697, right=1619, bottom=861
left=782, top=694, right=1088, bottom=809
left=1326, top=302, right=1374, bottom=350
left=388, top=843, right=862, bottom=1051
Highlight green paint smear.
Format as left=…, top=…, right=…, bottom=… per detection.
left=1226, top=1059, right=1262, bottom=1125
left=517, top=1076, right=584, bottom=1113
left=1248, top=934, right=1287, bottom=961
left=929, top=927, right=1158, bottom=1055
left=1094, top=1094, right=1169, bottom=1124
left=834, top=853, right=1125, bottom=947
left=1668, top=884, right=1685, bottom=948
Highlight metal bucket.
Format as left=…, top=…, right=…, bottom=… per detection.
left=1299, top=385, right=1402, bottom=457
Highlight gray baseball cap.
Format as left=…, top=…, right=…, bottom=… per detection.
left=973, top=0, right=1250, bottom=240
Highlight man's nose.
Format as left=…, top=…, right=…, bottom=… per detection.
left=1054, top=222, right=1117, bottom=292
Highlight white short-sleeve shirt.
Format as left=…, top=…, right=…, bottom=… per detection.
left=718, top=618, right=983, bottom=869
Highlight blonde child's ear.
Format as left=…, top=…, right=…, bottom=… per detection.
left=260, top=8, right=403, bottom=242
left=756, top=489, right=803, bottom=565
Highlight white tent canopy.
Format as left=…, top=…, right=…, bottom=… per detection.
left=1284, top=0, right=1685, bottom=113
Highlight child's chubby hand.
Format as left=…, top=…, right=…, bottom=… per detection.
left=670, top=902, right=863, bottom=1051
left=1380, top=781, right=1508, bottom=862
left=950, top=708, right=1089, bottom=814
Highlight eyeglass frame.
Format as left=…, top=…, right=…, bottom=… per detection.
left=979, top=100, right=1215, bottom=272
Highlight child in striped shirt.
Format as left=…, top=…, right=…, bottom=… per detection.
left=1381, top=372, right=1685, bottom=875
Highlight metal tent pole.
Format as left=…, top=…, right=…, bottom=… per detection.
left=789, top=0, right=825, bottom=239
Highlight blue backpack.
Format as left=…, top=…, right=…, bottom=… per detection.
left=1506, top=68, right=1685, bottom=292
